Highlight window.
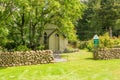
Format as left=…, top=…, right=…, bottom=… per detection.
left=44, top=32, right=47, bottom=44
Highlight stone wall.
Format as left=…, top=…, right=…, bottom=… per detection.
left=94, top=48, right=120, bottom=60
left=0, top=50, right=54, bottom=67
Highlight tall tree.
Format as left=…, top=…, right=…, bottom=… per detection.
left=77, top=0, right=120, bottom=40
left=0, top=0, right=85, bottom=50
left=94, top=0, right=120, bottom=37
left=0, top=0, right=15, bottom=46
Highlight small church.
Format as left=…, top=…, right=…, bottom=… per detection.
left=40, top=24, right=68, bottom=52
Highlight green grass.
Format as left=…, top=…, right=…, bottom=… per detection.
left=0, top=50, right=120, bottom=80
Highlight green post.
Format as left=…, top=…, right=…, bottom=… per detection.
left=93, top=35, right=99, bottom=59
left=93, top=34, right=99, bottom=48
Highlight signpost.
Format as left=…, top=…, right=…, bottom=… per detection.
left=93, top=34, right=99, bottom=48
left=93, top=34, right=99, bottom=59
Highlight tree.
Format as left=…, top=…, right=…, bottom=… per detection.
left=77, top=0, right=120, bottom=40
left=0, top=0, right=15, bottom=47
left=76, top=0, right=97, bottom=40
left=94, top=0, right=120, bottom=37
left=0, top=0, right=85, bottom=50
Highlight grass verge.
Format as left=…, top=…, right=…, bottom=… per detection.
left=0, top=50, right=120, bottom=80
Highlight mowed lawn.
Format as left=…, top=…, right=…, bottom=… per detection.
left=0, top=50, right=120, bottom=80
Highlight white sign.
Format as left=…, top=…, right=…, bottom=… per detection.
left=93, top=34, right=99, bottom=39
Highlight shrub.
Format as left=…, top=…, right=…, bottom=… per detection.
left=68, top=40, right=80, bottom=48
left=79, top=41, right=88, bottom=49
left=85, top=33, right=120, bottom=51
left=64, top=46, right=74, bottom=53
left=0, top=46, right=5, bottom=52
left=0, top=27, right=9, bottom=46
left=15, top=45, right=30, bottom=51
left=64, top=46, right=79, bottom=53
left=86, top=40, right=94, bottom=52
left=99, top=33, right=114, bottom=48
left=4, top=42, right=18, bottom=50
left=113, top=37, right=120, bottom=48
left=36, top=45, right=45, bottom=50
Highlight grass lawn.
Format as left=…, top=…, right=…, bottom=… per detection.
left=0, top=50, right=120, bottom=80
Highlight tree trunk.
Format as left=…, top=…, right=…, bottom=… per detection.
left=20, top=6, right=25, bottom=45
left=35, top=8, right=44, bottom=48
left=109, top=27, right=112, bottom=38
left=28, top=19, right=33, bottom=48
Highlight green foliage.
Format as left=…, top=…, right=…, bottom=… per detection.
left=59, top=19, right=77, bottom=41
left=80, top=33, right=120, bottom=51
left=115, top=19, right=120, bottom=30
left=77, top=0, right=120, bottom=40
left=78, top=41, right=88, bottom=49
left=68, top=40, right=80, bottom=48
left=64, top=46, right=79, bottom=53
left=0, top=0, right=85, bottom=50
left=99, top=33, right=120, bottom=48
left=0, top=27, right=9, bottom=46
left=0, top=46, right=5, bottom=52
left=86, top=40, right=94, bottom=52
left=4, top=41, right=17, bottom=51
left=99, top=33, right=114, bottom=48
left=15, top=45, right=30, bottom=51
left=64, top=46, right=75, bottom=53
left=0, top=27, right=8, bottom=37
left=36, top=45, right=45, bottom=50
left=112, top=37, right=120, bottom=48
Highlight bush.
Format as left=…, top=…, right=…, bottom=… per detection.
left=86, top=40, right=94, bottom=52
left=0, top=27, right=9, bottom=46
left=99, top=33, right=114, bottom=48
left=4, top=42, right=18, bottom=50
left=36, top=45, right=45, bottom=50
left=84, top=33, right=120, bottom=51
left=79, top=41, right=88, bottom=49
left=113, top=37, right=120, bottom=48
left=15, top=45, right=30, bottom=51
left=0, top=46, right=5, bottom=52
left=68, top=40, right=80, bottom=48
left=64, top=46, right=79, bottom=53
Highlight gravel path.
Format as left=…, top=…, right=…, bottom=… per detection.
left=54, top=58, right=67, bottom=62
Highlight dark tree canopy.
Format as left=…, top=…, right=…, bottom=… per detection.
left=77, top=0, right=120, bottom=40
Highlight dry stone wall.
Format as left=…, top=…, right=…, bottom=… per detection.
left=94, top=48, right=120, bottom=60
left=0, top=50, right=54, bottom=67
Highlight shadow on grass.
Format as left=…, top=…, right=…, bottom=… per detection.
left=85, top=58, right=94, bottom=60
left=0, top=67, right=7, bottom=70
